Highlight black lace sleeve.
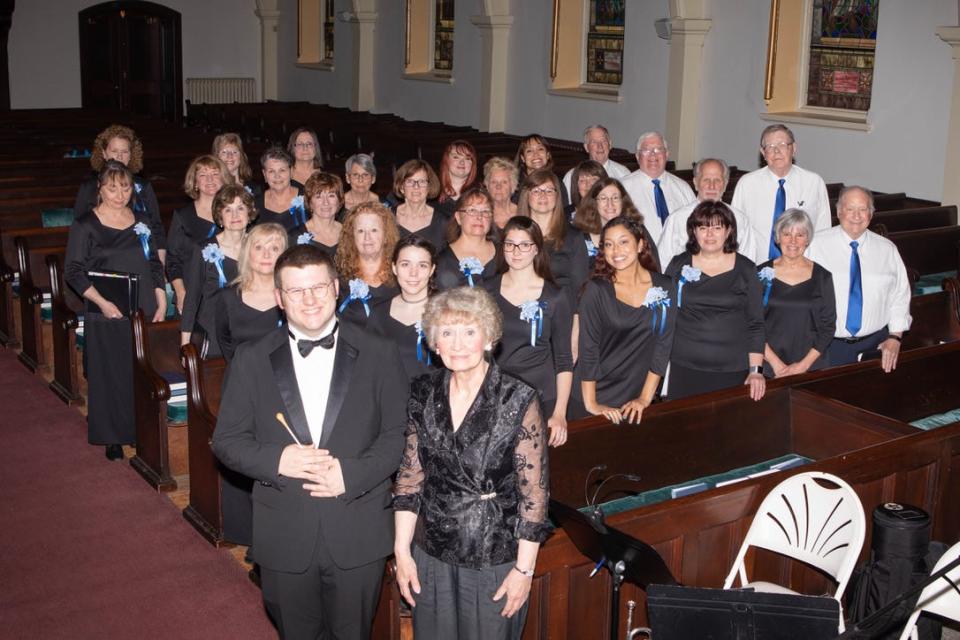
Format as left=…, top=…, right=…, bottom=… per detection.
left=514, top=397, right=552, bottom=543
left=392, top=386, right=425, bottom=514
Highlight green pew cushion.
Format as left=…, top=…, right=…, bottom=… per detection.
left=167, top=396, right=187, bottom=424
left=913, top=270, right=958, bottom=296
left=909, top=408, right=960, bottom=430
left=41, top=208, right=75, bottom=228
left=589, top=454, right=813, bottom=518
left=40, top=293, right=52, bottom=322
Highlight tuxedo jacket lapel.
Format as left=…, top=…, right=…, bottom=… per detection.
left=269, top=338, right=314, bottom=446
left=318, top=332, right=358, bottom=448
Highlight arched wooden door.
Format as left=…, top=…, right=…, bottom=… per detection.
left=79, top=1, right=182, bottom=121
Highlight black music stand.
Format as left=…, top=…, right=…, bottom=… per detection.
left=549, top=499, right=678, bottom=640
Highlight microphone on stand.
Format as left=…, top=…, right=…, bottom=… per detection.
left=590, top=473, right=643, bottom=523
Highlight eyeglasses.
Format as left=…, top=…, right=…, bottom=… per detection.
left=218, top=149, right=240, bottom=158
left=761, top=141, right=793, bottom=153
left=404, top=178, right=429, bottom=188
left=349, top=172, right=372, bottom=181
left=459, top=208, right=493, bottom=219
left=281, top=282, right=333, bottom=300
left=530, top=187, right=557, bottom=197
left=638, top=147, right=667, bottom=157
left=503, top=241, right=535, bottom=253
left=294, top=142, right=316, bottom=149
left=596, top=195, right=621, bottom=204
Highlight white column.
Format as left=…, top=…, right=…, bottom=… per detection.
left=470, top=14, right=514, bottom=133
left=255, top=0, right=280, bottom=101
left=937, top=26, right=960, bottom=206
left=664, top=18, right=712, bottom=169
left=349, top=10, right=378, bottom=111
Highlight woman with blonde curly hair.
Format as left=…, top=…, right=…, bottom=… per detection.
left=74, top=124, right=167, bottom=260
left=335, top=201, right=400, bottom=325
left=212, top=132, right=258, bottom=193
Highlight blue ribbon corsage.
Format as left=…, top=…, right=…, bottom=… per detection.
left=584, top=237, right=598, bottom=258
left=133, top=222, right=151, bottom=260
left=519, top=300, right=546, bottom=347
left=459, top=257, right=484, bottom=287
left=338, top=278, right=372, bottom=317
left=289, top=195, right=306, bottom=226
left=414, top=320, right=431, bottom=364
left=297, top=231, right=314, bottom=246
left=758, top=266, right=775, bottom=306
left=132, top=181, right=145, bottom=213
left=643, top=286, right=671, bottom=335
left=244, top=185, right=254, bottom=195
left=201, top=243, right=228, bottom=288
left=677, top=264, right=701, bottom=308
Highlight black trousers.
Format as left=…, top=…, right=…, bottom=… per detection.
left=260, top=528, right=386, bottom=640
left=827, top=327, right=888, bottom=367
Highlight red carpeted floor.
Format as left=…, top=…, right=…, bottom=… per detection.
left=0, top=348, right=278, bottom=639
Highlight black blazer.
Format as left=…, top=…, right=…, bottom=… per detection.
left=211, top=321, right=408, bottom=572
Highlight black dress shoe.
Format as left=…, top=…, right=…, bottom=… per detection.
left=105, top=445, right=124, bottom=460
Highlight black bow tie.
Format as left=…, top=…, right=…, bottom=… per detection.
left=292, top=323, right=338, bottom=357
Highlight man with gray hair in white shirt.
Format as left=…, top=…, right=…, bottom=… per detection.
left=806, top=185, right=911, bottom=372
left=562, top=124, right=631, bottom=196
left=621, top=131, right=696, bottom=242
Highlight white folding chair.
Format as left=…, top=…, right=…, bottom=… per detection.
left=723, top=471, right=866, bottom=632
left=897, top=540, right=960, bottom=640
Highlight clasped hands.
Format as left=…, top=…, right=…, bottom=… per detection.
left=278, top=444, right=345, bottom=498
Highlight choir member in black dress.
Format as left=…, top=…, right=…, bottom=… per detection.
left=392, top=159, right=447, bottom=251
left=564, top=159, right=606, bottom=219
left=215, top=223, right=287, bottom=362
left=343, top=153, right=382, bottom=211
left=167, top=155, right=233, bottom=313
left=576, top=216, right=675, bottom=424
left=517, top=170, right=589, bottom=302
left=759, top=208, right=837, bottom=377
left=367, top=235, right=439, bottom=382
left=572, top=177, right=660, bottom=272
left=434, top=140, right=479, bottom=219
left=334, top=201, right=400, bottom=326
left=287, top=127, right=323, bottom=188
left=253, top=146, right=305, bottom=232
left=487, top=216, right=573, bottom=445
left=180, top=185, right=252, bottom=357
left=664, top=201, right=766, bottom=401
left=484, top=156, right=519, bottom=230
left=289, top=171, right=343, bottom=256
left=74, top=124, right=166, bottom=261
left=394, top=287, right=550, bottom=639
left=513, top=134, right=570, bottom=208
left=65, top=161, right=167, bottom=460
left=212, top=132, right=260, bottom=195
left=434, top=186, right=500, bottom=290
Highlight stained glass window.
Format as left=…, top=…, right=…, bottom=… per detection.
left=585, top=0, right=625, bottom=86
left=323, top=0, right=335, bottom=62
left=434, top=0, right=454, bottom=73
left=806, top=0, right=878, bottom=111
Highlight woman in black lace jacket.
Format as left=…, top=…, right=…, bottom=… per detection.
left=392, top=286, right=551, bottom=640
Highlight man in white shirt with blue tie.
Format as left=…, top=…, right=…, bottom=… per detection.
left=621, top=131, right=696, bottom=242
left=562, top=124, right=631, bottom=196
left=732, top=124, right=832, bottom=260
left=806, top=186, right=911, bottom=372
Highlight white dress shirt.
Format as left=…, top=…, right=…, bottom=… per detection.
left=562, top=158, right=632, bottom=196
left=288, top=320, right=337, bottom=446
left=621, top=170, right=697, bottom=241
left=731, top=164, right=832, bottom=251
left=658, top=200, right=765, bottom=267
left=806, top=227, right=912, bottom=337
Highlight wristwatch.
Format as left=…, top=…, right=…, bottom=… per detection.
left=513, top=565, right=535, bottom=577
left=748, top=365, right=763, bottom=375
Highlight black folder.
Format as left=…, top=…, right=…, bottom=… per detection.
left=87, top=270, right=139, bottom=316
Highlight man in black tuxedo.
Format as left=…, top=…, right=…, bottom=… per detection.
left=212, top=245, right=407, bottom=639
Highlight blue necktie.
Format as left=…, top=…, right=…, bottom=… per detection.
left=768, top=178, right=786, bottom=259
left=845, top=240, right=863, bottom=337
left=652, top=178, right=669, bottom=224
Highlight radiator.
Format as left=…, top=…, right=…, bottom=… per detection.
left=185, top=77, right=258, bottom=104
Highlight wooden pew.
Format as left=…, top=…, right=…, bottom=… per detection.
left=903, top=277, right=960, bottom=349
left=869, top=205, right=957, bottom=233
left=130, top=311, right=187, bottom=492
left=15, top=236, right=67, bottom=372
left=0, top=226, right=70, bottom=347
left=180, top=343, right=228, bottom=545
left=890, top=225, right=960, bottom=281
left=47, top=252, right=85, bottom=405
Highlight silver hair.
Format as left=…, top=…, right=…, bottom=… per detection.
left=837, top=185, right=875, bottom=214
left=774, top=208, right=814, bottom=244
left=344, top=153, right=377, bottom=179
left=635, top=131, right=668, bottom=153
left=583, top=124, right=612, bottom=145
left=693, top=158, right=731, bottom=184
left=760, top=123, right=796, bottom=146
left=422, top=286, right=503, bottom=351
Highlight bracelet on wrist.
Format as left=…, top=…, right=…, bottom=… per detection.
left=513, top=565, right=535, bottom=578
left=887, top=334, right=902, bottom=343
left=748, top=365, right=763, bottom=375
